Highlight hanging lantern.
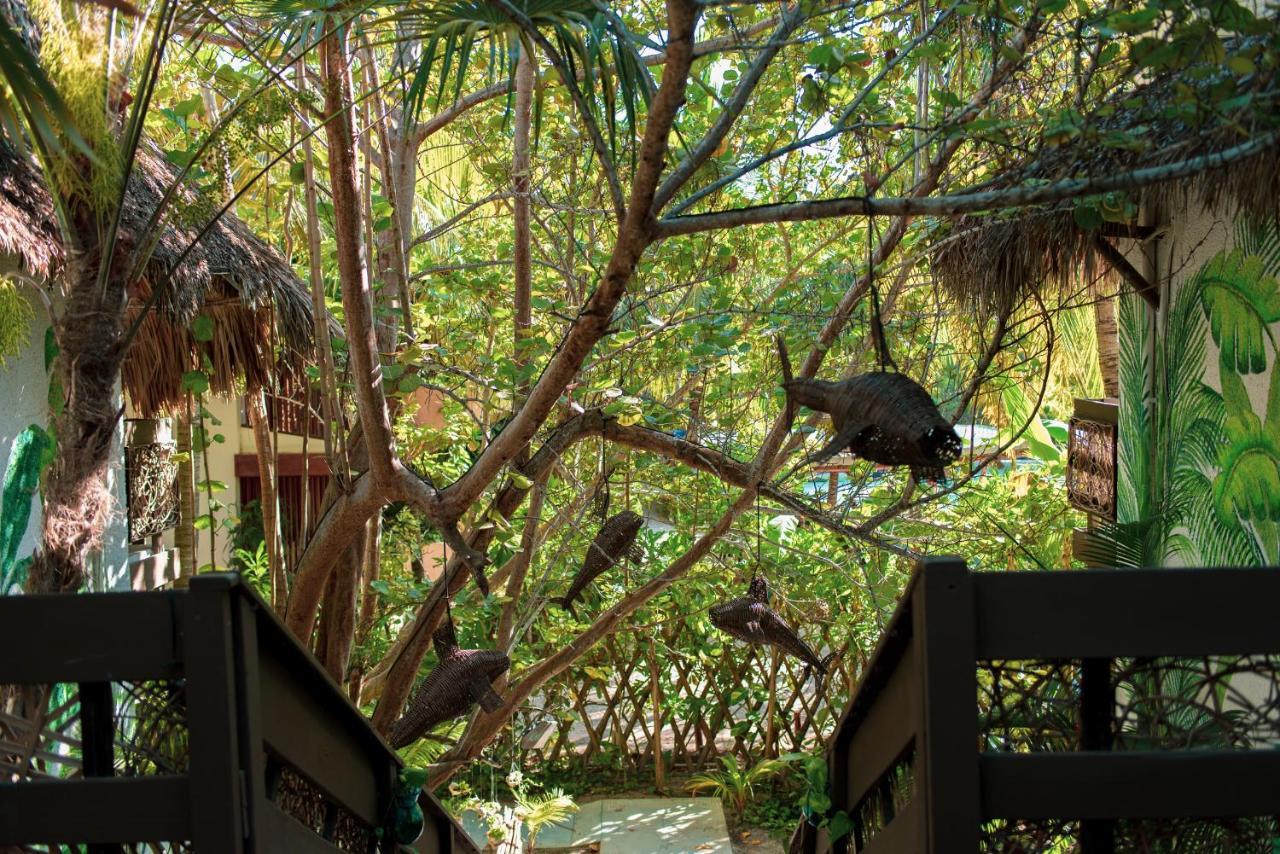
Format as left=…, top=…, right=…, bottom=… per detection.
left=552, top=509, right=644, bottom=618
left=389, top=617, right=510, bottom=748
left=710, top=576, right=833, bottom=680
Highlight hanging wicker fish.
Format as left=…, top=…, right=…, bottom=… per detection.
left=552, top=509, right=644, bottom=618
left=710, top=576, right=834, bottom=681
left=778, top=333, right=961, bottom=482
left=389, top=617, right=510, bottom=748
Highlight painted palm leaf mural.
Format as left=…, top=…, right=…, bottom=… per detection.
left=1117, top=217, right=1280, bottom=566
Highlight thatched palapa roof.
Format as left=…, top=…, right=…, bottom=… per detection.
left=0, top=143, right=316, bottom=415
left=933, top=40, right=1280, bottom=309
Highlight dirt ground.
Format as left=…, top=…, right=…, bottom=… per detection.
left=730, top=826, right=787, bottom=854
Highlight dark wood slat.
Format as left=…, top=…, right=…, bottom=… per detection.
left=258, top=651, right=383, bottom=824
left=981, top=751, right=1280, bottom=819
left=844, top=641, right=918, bottom=807
left=915, top=558, right=980, bottom=853
left=185, top=575, right=246, bottom=852
left=974, top=568, right=1280, bottom=659
left=859, top=795, right=923, bottom=854
left=0, top=592, right=182, bottom=682
left=257, top=801, right=344, bottom=854
left=0, top=777, right=190, bottom=844
left=234, top=595, right=272, bottom=853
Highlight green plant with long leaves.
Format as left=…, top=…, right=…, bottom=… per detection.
left=686, top=752, right=803, bottom=817
left=514, top=786, right=577, bottom=851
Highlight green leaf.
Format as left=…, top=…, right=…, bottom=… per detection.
left=1, top=425, right=49, bottom=591
left=191, top=315, right=215, bottom=343
left=827, top=811, right=854, bottom=843
left=289, top=161, right=306, bottom=184
left=182, top=370, right=210, bottom=396
left=1197, top=249, right=1280, bottom=374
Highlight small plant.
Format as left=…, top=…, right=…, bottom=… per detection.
left=231, top=540, right=270, bottom=598
left=515, top=787, right=578, bottom=851
left=686, top=753, right=803, bottom=817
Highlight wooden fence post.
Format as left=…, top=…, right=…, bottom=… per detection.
left=914, top=556, right=979, bottom=853
left=185, top=574, right=246, bottom=852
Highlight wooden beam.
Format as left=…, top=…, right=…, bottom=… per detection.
left=973, top=567, right=1280, bottom=659
left=982, top=751, right=1280, bottom=819
left=0, top=592, right=182, bottom=682
left=0, top=778, right=191, bottom=844
left=1093, top=235, right=1158, bottom=308
left=1098, top=223, right=1155, bottom=240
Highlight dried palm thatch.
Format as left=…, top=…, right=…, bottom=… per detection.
left=552, top=509, right=644, bottom=618
left=709, top=576, right=834, bottom=681
left=389, top=617, right=510, bottom=748
left=933, top=40, right=1280, bottom=311
left=0, top=143, right=316, bottom=414
left=784, top=371, right=962, bottom=481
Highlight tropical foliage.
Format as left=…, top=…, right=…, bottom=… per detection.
left=1116, top=217, right=1280, bottom=566
left=0, top=0, right=1276, bottom=812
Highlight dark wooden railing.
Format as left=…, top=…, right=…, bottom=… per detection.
left=0, top=575, right=475, bottom=853
left=792, top=557, right=1280, bottom=853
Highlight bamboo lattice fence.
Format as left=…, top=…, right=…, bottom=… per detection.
left=520, top=613, right=866, bottom=774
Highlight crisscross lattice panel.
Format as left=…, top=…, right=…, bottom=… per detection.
left=982, top=816, right=1280, bottom=851
left=1, top=680, right=189, bottom=782
left=529, top=615, right=861, bottom=772
left=1066, top=415, right=1117, bottom=519
left=979, top=656, right=1280, bottom=753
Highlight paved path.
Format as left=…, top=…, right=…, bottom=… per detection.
left=459, top=796, right=732, bottom=852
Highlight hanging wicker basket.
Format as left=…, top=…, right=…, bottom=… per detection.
left=785, top=371, right=962, bottom=481
left=552, top=509, right=644, bottom=618
left=389, top=618, right=510, bottom=748
left=709, top=577, right=832, bottom=677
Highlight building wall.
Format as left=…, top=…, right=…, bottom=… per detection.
left=1117, top=205, right=1280, bottom=566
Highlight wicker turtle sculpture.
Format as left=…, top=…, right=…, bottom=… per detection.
left=710, top=576, right=834, bottom=681
left=779, top=340, right=962, bottom=481
left=552, top=509, right=644, bottom=619
left=389, top=618, right=510, bottom=748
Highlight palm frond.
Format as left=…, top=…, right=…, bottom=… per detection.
left=0, top=16, right=93, bottom=161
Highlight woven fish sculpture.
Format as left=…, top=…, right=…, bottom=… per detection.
left=710, top=576, right=834, bottom=680
left=784, top=371, right=962, bottom=482
left=389, top=619, right=510, bottom=748
left=552, top=509, right=644, bottom=618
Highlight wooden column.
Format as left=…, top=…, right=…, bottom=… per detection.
left=914, top=557, right=979, bottom=852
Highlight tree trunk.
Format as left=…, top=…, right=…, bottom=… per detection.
left=1094, top=291, right=1119, bottom=398
left=319, top=25, right=398, bottom=485
left=174, top=396, right=197, bottom=580
left=320, top=526, right=363, bottom=684
left=28, top=205, right=129, bottom=594
left=246, top=388, right=285, bottom=609
left=512, top=46, right=536, bottom=408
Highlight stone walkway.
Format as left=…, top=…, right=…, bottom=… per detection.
left=459, top=797, right=732, bottom=852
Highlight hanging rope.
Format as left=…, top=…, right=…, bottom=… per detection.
left=867, top=217, right=898, bottom=373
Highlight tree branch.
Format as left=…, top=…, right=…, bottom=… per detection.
left=655, top=131, right=1279, bottom=237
